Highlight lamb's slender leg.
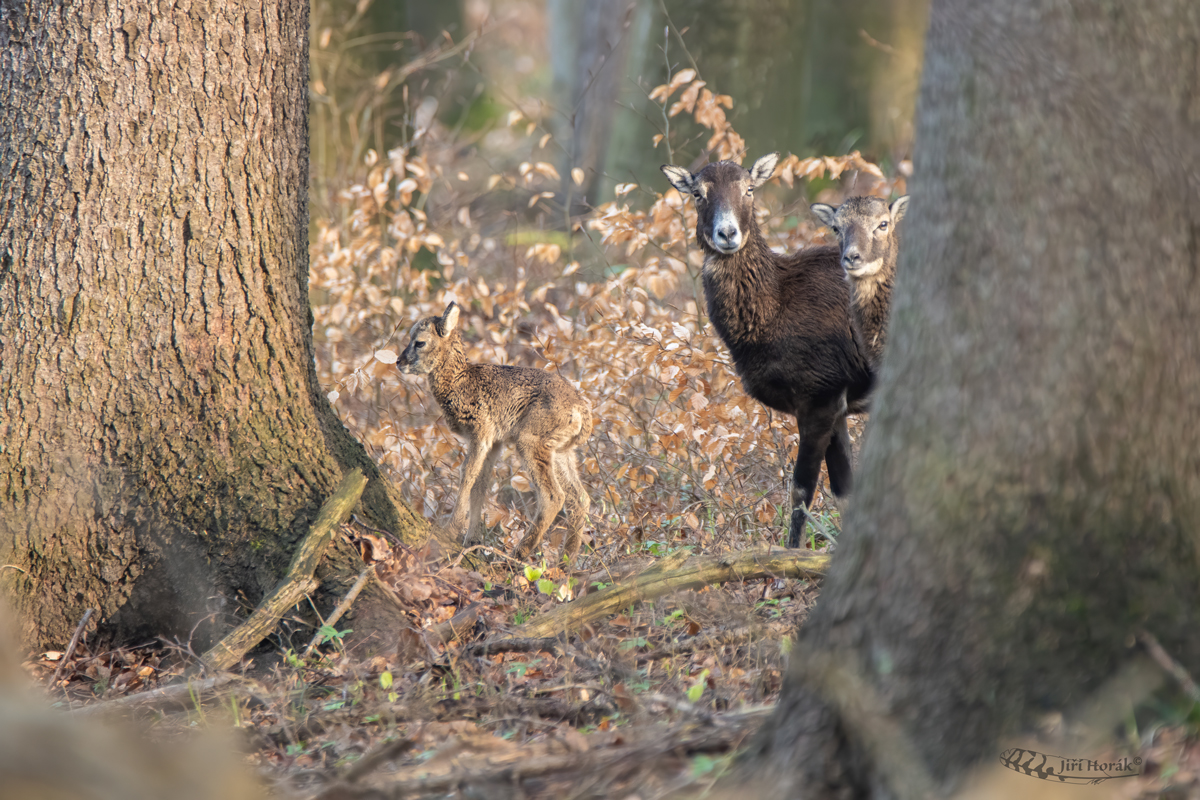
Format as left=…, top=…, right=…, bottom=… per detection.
left=465, top=443, right=502, bottom=544
left=449, top=441, right=494, bottom=544
left=514, top=440, right=566, bottom=560
left=790, top=405, right=840, bottom=548
left=556, top=449, right=590, bottom=565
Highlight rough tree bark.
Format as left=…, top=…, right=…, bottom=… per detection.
left=743, top=1, right=1200, bottom=797
left=0, top=0, right=429, bottom=651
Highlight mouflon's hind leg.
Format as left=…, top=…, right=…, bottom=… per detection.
left=789, top=405, right=840, bottom=548
left=555, top=449, right=590, bottom=565
left=824, top=413, right=853, bottom=498
left=513, top=438, right=566, bottom=560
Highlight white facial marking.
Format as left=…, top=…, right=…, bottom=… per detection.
left=845, top=258, right=885, bottom=279
left=710, top=206, right=743, bottom=254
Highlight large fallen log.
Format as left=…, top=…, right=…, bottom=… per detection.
left=201, top=468, right=368, bottom=672
left=501, top=547, right=827, bottom=641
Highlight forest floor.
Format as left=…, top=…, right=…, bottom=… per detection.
left=26, top=470, right=1200, bottom=800
left=29, top=524, right=832, bottom=799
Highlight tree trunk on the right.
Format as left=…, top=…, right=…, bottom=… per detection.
left=745, top=1, right=1200, bottom=797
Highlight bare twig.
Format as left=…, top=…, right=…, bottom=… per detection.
left=448, top=543, right=535, bottom=570
left=304, top=566, right=375, bottom=658
left=349, top=513, right=405, bottom=548
left=636, top=626, right=767, bottom=664
left=798, top=503, right=837, bottom=542
left=49, top=607, right=93, bottom=687
left=340, top=737, right=418, bottom=785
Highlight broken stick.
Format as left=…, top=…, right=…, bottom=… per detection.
left=201, top=468, right=368, bottom=672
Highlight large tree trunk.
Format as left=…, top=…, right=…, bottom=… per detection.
left=744, top=1, right=1200, bottom=797
left=0, top=0, right=429, bottom=651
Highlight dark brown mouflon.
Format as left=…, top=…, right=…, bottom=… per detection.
left=398, top=303, right=593, bottom=564
left=661, top=154, right=872, bottom=547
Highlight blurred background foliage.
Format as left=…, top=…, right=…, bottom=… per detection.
left=310, top=0, right=928, bottom=212
left=307, top=0, right=923, bottom=557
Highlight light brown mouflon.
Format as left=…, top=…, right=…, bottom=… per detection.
left=398, top=302, right=593, bottom=564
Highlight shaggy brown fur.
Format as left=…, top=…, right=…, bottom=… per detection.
left=662, top=155, right=872, bottom=547
left=811, top=195, right=909, bottom=372
left=398, top=303, right=593, bottom=564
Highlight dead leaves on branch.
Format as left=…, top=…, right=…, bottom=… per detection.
left=649, top=70, right=741, bottom=160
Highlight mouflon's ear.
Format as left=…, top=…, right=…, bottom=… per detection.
left=810, top=203, right=838, bottom=229
left=749, top=152, right=779, bottom=188
left=436, top=302, right=460, bottom=336
left=889, top=195, right=910, bottom=225
left=660, top=164, right=696, bottom=196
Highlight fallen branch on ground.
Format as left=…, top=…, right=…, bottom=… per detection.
left=427, top=603, right=482, bottom=645
left=461, top=636, right=564, bottom=658
left=70, top=674, right=244, bottom=717
left=500, top=548, right=827, bottom=641
left=201, top=468, right=368, bottom=672
left=48, top=607, right=93, bottom=687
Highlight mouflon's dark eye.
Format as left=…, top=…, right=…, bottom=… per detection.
left=878, top=220, right=889, bottom=231
left=830, top=226, right=839, bottom=234
left=415, top=340, right=426, bottom=348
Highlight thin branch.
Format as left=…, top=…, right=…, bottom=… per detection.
left=304, top=566, right=375, bottom=658
left=858, top=28, right=898, bottom=57
left=48, top=607, right=93, bottom=687
left=69, top=675, right=242, bottom=718
left=1138, top=629, right=1200, bottom=702
left=496, top=548, right=826, bottom=641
